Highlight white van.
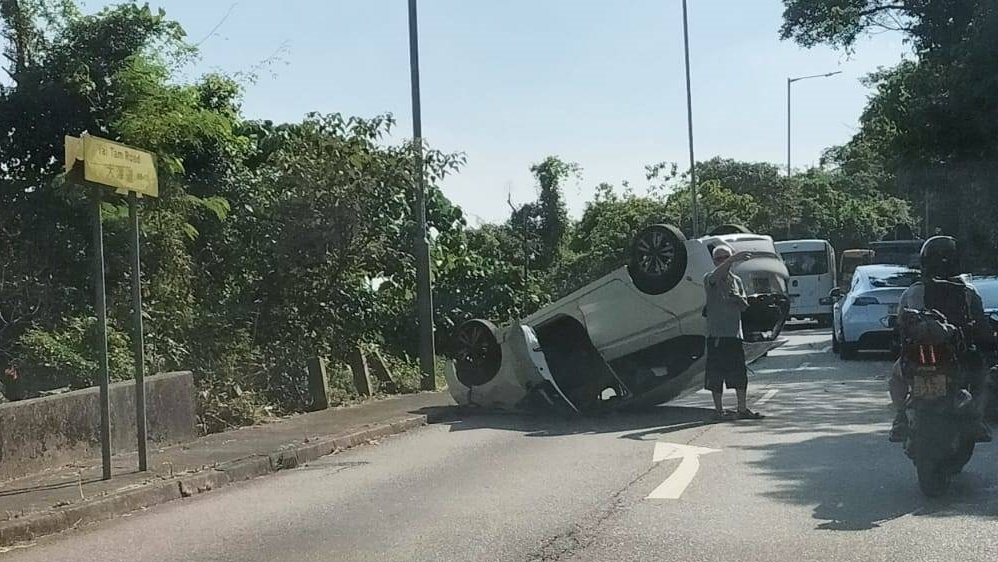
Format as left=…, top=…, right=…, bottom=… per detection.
left=775, top=239, right=836, bottom=326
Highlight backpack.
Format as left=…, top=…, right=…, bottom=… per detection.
left=898, top=280, right=970, bottom=380
left=898, top=308, right=962, bottom=381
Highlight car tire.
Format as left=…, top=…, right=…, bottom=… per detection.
left=707, top=223, right=752, bottom=236
left=841, top=342, right=858, bottom=360
left=627, top=223, right=688, bottom=295
left=817, top=315, right=833, bottom=328
left=452, top=319, right=502, bottom=387
left=832, top=329, right=840, bottom=354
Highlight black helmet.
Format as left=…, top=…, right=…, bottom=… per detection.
left=920, top=236, right=959, bottom=280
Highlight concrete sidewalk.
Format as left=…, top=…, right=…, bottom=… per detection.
left=0, top=391, right=454, bottom=546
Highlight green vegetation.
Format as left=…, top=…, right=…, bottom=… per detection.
left=9, top=0, right=974, bottom=430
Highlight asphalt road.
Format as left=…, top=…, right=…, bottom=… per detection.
left=6, top=328, right=998, bottom=561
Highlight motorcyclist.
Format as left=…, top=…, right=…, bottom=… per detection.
left=889, top=236, right=995, bottom=442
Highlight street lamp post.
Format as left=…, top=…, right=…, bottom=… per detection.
left=408, top=0, right=436, bottom=390
left=786, top=71, right=842, bottom=176
left=682, top=0, right=699, bottom=237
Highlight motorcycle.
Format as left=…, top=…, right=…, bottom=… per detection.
left=897, top=307, right=980, bottom=497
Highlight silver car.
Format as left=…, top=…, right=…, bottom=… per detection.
left=446, top=224, right=791, bottom=413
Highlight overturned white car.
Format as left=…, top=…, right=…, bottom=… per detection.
left=445, top=224, right=792, bottom=414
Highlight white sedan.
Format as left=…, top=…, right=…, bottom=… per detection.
left=829, top=264, right=920, bottom=359
left=446, top=224, right=791, bottom=414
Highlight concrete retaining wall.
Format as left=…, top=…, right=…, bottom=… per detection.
left=0, top=371, right=196, bottom=482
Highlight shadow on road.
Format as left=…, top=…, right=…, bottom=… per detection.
left=414, top=404, right=719, bottom=441
left=731, top=373, right=998, bottom=530
left=739, top=427, right=998, bottom=530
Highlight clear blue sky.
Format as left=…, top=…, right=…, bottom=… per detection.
left=95, top=0, right=908, bottom=224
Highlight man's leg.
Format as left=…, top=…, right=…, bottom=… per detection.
left=727, top=339, right=761, bottom=418
left=712, top=391, right=724, bottom=414
left=705, top=339, right=730, bottom=419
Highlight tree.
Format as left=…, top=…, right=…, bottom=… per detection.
left=526, top=156, right=579, bottom=270
left=0, top=2, right=241, bottom=390
left=783, top=0, right=998, bottom=266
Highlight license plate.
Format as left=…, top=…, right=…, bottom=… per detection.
left=913, top=373, right=947, bottom=399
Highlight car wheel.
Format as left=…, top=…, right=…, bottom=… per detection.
left=627, top=223, right=688, bottom=295
left=707, top=224, right=752, bottom=236
left=841, top=342, right=858, bottom=360
left=452, top=319, right=502, bottom=387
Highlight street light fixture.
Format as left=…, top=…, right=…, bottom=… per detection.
left=786, top=71, right=842, bottom=176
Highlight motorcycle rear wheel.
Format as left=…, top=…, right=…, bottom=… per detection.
left=917, top=460, right=951, bottom=497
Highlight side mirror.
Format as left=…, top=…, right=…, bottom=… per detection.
left=820, top=288, right=843, bottom=306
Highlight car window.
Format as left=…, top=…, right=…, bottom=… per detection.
left=780, top=250, right=829, bottom=276
left=973, top=281, right=998, bottom=309
left=869, top=271, right=920, bottom=288
left=846, top=274, right=860, bottom=296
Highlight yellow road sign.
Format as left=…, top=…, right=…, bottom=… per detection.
left=64, top=134, right=159, bottom=197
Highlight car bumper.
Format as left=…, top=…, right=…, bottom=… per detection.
left=842, top=318, right=895, bottom=349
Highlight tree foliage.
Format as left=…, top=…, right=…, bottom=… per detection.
left=783, top=0, right=998, bottom=267
left=0, top=0, right=932, bottom=429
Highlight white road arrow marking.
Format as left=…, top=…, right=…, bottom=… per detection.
left=647, top=443, right=720, bottom=500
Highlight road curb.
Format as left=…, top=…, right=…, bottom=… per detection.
left=0, top=413, right=431, bottom=547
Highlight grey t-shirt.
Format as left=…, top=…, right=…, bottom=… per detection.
left=703, top=270, right=748, bottom=339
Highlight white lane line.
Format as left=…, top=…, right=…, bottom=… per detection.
left=755, top=388, right=778, bottom=405
left=819, top=345, right=832, bottom=353
left=798, top=362, right=812, bottom=370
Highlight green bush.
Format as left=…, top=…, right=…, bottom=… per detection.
left=325, top=360, right=360, bottom=406
left=16, top=317, right=132, bottom=392
left=196, top=378, right=272, bottom=434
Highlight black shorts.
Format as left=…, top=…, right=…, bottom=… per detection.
left=704, top=337, right=747, bottom=392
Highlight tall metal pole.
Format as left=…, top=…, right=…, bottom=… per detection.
left=408, top=0, right=436, bottom=390
left=128, top=193, right=148, bottom=472
left=92, top=186, right=112, bottom=481
left=786, top=77, right=792, bottom=176
left=681, top=0, right=699, bottom=237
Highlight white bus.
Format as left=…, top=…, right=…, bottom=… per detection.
left=775, top=239, right=836, bottom=326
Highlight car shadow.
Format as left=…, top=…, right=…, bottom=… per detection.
left=414, top=404, right=719, bottom=440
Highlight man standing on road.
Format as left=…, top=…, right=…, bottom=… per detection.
left=703, top=245, right=764, bottom=421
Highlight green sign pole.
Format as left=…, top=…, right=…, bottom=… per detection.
left=128, top=192, right=148, bottom=472
left=92, top=185, right=112, bottom=481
